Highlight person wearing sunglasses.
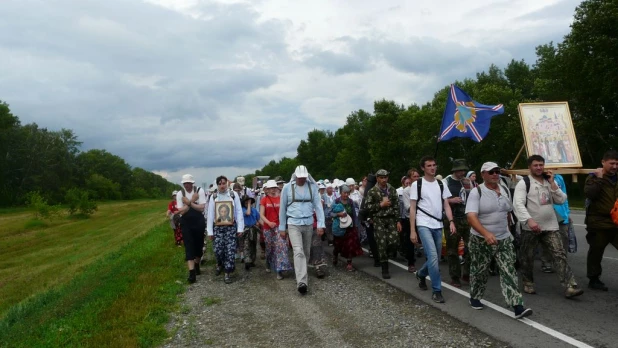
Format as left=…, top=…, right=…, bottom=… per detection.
left=466, top=162, right=532, bottom=319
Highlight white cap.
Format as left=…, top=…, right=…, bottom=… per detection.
left=236, top=176, right=245, bottom=185
left=264, top=179, right=278, bottom=189
left=172, top=190, right=178, bottom=196
left=317, top=183, right=326, bottom=189
left=294, top=165, right=309, bottom=178
left=480, top=162, right=500, bottom=172
left=345, top=178, right=356, bottom=186
left=324, top=179, right=330, bottom=184
left=181, top=174, right=195, bottom=184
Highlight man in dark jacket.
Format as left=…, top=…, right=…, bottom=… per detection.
left=584, top=150, right=618, bottom=291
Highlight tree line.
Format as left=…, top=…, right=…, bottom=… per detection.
left=247, top=0, right=616, bottom=196
left=0, top=103, right=177, bottom=207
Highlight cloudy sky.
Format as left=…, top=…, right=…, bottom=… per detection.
left=0, top=0, right=582, bottom=186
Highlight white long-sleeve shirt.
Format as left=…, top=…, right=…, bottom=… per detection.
left=513, top=177, right=566, bottom=231
left=207, top=190, right=244, bottom=235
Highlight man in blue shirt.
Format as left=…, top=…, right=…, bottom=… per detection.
left=242, top=196, right=261, bottom=271
left=279, top=165, right=326, bottom=295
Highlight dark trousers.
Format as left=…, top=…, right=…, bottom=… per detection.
left=586, top=228, right=618, bottom=279
left=400, top=219, right=416, bottom=266
left=181, top=218, right=205, bottom=261
left=365, top=223, right=379, bottom=262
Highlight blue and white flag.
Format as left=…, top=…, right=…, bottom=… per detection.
left=438, top=84, right=504, bottom=142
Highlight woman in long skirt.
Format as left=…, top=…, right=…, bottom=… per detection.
left=260, top=180, right=293, bottom=280
left=332, top=185, right=364, bottom=271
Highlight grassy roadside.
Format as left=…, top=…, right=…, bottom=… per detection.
left=0, top=200, right=188, bottom=347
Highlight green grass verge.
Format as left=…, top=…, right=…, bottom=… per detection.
left=0, top=222, right=186, bottom=347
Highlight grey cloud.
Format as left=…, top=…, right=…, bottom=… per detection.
left=517, top=0, right=582, bottom=21
left=305, top=50, right=374, bottom=75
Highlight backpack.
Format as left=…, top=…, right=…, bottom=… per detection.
left=287, top=183, right=314, bottom=207
left=416, top=178, right=444, bottom=221
left=180, top=187, right=201, bottom=201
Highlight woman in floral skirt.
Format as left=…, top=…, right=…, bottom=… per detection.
left=260, top=180, right=293, bottom=279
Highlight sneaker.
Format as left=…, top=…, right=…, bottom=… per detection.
left=276, top=272, right=284, bottom=280
left=408, top=265, right=416, bottom=273
left=462, top=274, right=470, bottom=283
left=459, top=255, right=465, bottom=265
left=565, top=285, right=584, bottom=298
left=450, top=278, right=462, bottom=288
left=215, top=266, right=222, bottom=276
left=194, top=263, right=201, bottom=275
left=224, top=274, right=232, bottom=284
left=417, top=274, right=428, bottom=291
left=316, top=266, right=326, bottom=279
left=589, top=278, right=609, bottom=291
left=514, top=305, right=533, bottom=319
left=432, top=292, right=445, bottom=303
left=541, top=265, right=554, bottom=273
left=298, top=282, right=308, bottom=295
left=469, top=298, right=484, bottom=310
left=523, top=283, right=536, bottom=294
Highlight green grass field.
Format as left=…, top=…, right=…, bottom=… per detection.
left=0, top=200, right=188, bottom=347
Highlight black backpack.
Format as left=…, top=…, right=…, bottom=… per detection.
left=416, top=178, right=444, bottom=221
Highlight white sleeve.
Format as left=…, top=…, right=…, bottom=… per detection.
left=207, top=195, right=215, bottom=236
left=402, top=186, right=411, bottom=212
left=197, top=188, right=207, bottom=204
left=410, top=182, right=419, bottom=201
left=442, top=184, right=452, bottom=199
left=465, top=188, right=480, bottom=214
left=234, top=194, right=244, bottom=232
left=176, top=191, right=184, bottom=209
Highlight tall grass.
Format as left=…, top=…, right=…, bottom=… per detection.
left=0, top=200, right=187, bottom=347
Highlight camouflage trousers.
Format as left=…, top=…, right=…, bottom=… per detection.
left=446, top=217, right=470, bottom=280
left=373, top=217, right=400, bottom=263
left=520, top=229, right=578, bottom=288
left=243, top=225, right=259, bottom=264
left=540, top=223, right=569, bottom=268
left=469, top=235, right=523, bottom=306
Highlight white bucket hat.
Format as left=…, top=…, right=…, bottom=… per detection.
left=171, top=190, right=178, bottom=196
left=345, top=178, right=356, bottom=186
left=264, top=179, right=279, bottom=189
left=181, top=174, right=195, bottom=184
left=339, top=215, right=352, bottom=229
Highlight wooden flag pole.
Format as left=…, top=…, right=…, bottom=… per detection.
left=510, top=144, right=526, bottom=169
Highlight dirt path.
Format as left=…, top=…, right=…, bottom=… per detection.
left=163, top=254, right=510, bottom=348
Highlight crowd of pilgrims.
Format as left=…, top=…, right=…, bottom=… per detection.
left=165, top=151, right=618, bottom=320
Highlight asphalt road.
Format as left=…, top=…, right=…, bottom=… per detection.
left=347, top=210, right=618, bottom=348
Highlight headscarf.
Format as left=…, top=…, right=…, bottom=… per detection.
left=466, top=171, right=475, bottom=178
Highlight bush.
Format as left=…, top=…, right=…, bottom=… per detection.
left=25, top=191, right=62, bottom=220
left=65, top=188, right=98, bottom=216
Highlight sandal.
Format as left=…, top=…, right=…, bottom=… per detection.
left=346, top=262, right=355, bottom=272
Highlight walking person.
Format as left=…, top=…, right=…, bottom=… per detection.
left=444, top=159, right=472, bottom=288
left=540, top=173, right=571, bottom=273
left=401, top=169, right=421, bottom=272
left=331, top=184, right=364, bottom=271
left=260, top=180, right=293, bottom=280
left=279, top=165, right=325, bottom=294
left=241, top=195, right=260, bottom=271
left=176, top=175, right=207, bottom=283
left=167, top=190, right=183, bottom=246
left=207, top=175, right=245, bottom=284
left=363, top=169, right=402, bottom=279
left=584, top=150, right=618, bottom=291
left=358, top=174, right=380, bottom=267
left=466, top=162, right=532, bottom=319
left=513, top=155, right=583, bottom=298
left=410, top=156, right=455, bottom=303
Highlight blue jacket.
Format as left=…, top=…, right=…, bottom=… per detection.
left=553, top=174, right=570, bottom=223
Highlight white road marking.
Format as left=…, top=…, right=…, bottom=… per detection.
left=362, top=248, right=595, bottom=348
left=573, top=224, right=586, bottom=227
